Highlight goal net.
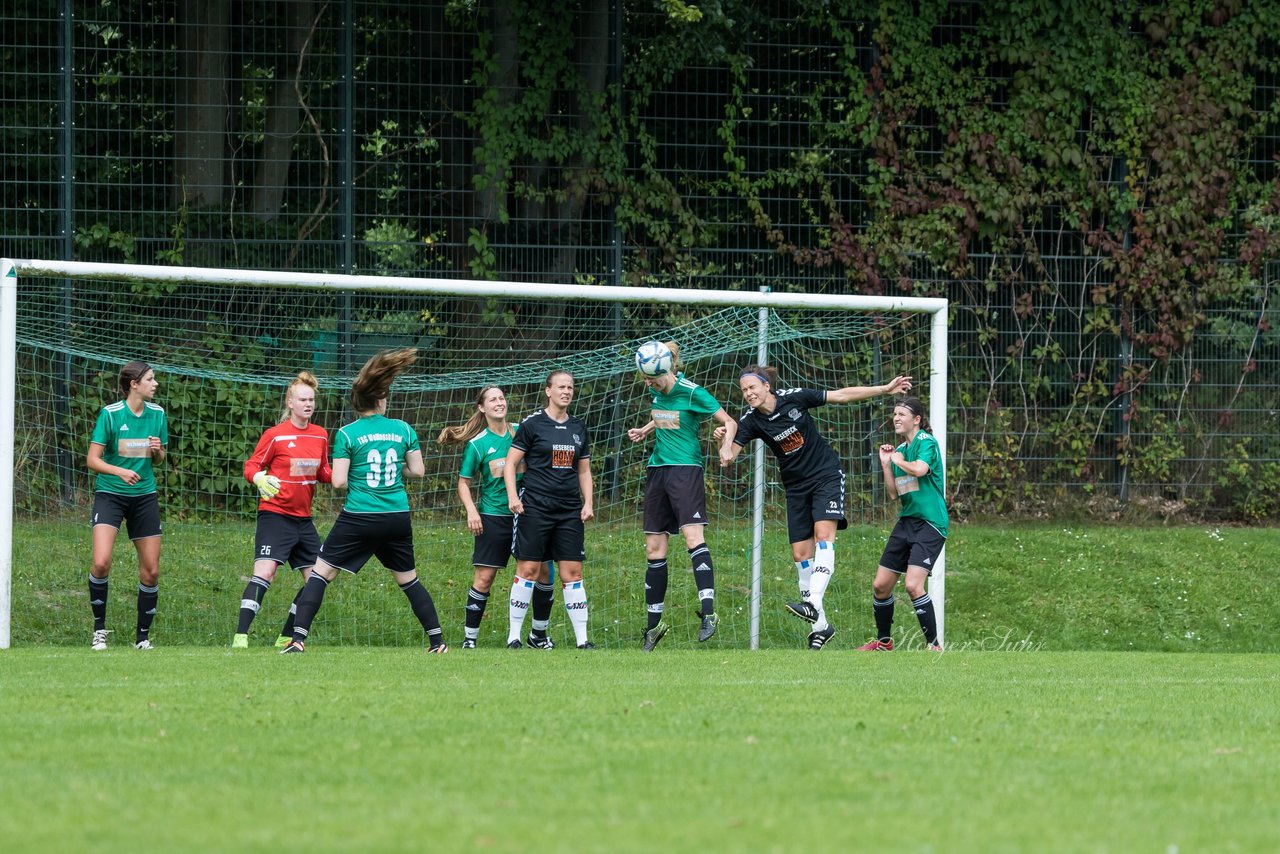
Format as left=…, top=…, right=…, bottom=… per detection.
left=0, top=260, right=946, bottom=650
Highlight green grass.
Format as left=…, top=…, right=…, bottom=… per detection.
left=1, top=649, right=1276, bottom=852
left=13, top=519, right=1279, bottom=651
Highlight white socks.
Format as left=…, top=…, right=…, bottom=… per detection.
left=508, top=576, right=534, bottom=643
left=563, top=580, right=589, bottom=646
left=809, top=540, right=835, bottom=632
left=795, top=558, right=812, bottom=601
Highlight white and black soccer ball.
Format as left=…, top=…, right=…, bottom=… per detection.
left=635, top=340, right=674, bottom=377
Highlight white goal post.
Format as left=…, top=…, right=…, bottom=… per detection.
left=0, top=257, right=948, bottom=650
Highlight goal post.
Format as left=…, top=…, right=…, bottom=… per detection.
left=0, top=258, right=947, bottom=650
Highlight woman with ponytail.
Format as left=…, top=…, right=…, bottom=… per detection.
left=281, top=349, right=447, bottom=654
left=438, top=387, right=555, bottom=649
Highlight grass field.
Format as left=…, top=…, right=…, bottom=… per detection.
left=1, top=649, right=1276, bottom=852
left=5, top=521, right=1278, bottom=851
left=11, top=519, right=1279, bottom=651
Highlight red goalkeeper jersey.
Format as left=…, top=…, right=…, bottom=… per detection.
left=243, top=421, right=332, bottom=517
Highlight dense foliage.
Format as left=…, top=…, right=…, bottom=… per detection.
left=3, top=0, right=1279, bottom=518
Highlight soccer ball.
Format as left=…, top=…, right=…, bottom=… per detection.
left=635, top=340, right=673, bottom=377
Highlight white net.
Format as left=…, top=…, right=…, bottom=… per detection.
left=9, top=268, right=936, bottom=649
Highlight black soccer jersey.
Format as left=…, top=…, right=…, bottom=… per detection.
left=734, top=388, right=841, bottom=489
left=511, top=409, right=591, bottom=513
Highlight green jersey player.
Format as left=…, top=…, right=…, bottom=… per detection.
left=281, top=349, right=447, bottom=654
left=86, top=361, right=168, bottom=651
left=859, top=396, right=948, bottom=651
left=625, top=341, right=737, bottom=651
left=437, top=386, right=555, bottom=649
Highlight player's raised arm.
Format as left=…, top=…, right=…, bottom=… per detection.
left=825, top=375, right=913, bottom=404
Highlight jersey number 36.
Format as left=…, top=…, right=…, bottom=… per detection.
left=365, top=449, right=400, bottom=487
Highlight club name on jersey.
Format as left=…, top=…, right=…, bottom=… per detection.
left=355, top=433, right=402, bottom=445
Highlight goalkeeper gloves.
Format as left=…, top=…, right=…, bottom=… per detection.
left=252, top=471, right=282, bottom=500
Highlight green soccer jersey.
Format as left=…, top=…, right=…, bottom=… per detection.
left=90, top=400, right=168, bottom=496
left=648, top=377, right=721, bottom=467
left=891, top=430, right=949, bottom=537
left=333, top=414, right=420, bottom=514
left=460, top=425, right=520, bottom=515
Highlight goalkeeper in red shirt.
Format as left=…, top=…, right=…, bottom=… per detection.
left=232, top=372, right=332, bottom=648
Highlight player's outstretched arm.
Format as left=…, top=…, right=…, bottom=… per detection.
left=826, top=375, right=913, bottom=404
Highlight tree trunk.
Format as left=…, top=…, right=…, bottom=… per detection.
left=174, top=0, right=231, bottom=209
left=250, top=0, right=314, bottom=220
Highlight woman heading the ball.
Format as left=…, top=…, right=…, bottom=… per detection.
left=281, top=349, right=447, bottom=654
left=627, top=340, right=737, bottom=651
left=86, top=360, right=168, bottom=651
left=504, top=370, right=595, bottom=649
left=720, top=364, right=911, bottom=649
left=438, top=386, right=556, bottom=649
left=859, top=396, right=947, bottom=651
left=233, top=371, right=332, bottom=649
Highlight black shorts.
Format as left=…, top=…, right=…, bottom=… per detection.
left=318, top=510, right=415, bottom=574
left=254, top=510, right=321, bottom=571
left=879, top=516, right=946, bottom=575
left=513, top=506, right=585, bottom=563
left=784, top=471, right=848, bottom=543
left=642, top=466, right=708, bottom=535
left=91, top=491, right=162, bottom=540
left=473, top=513, right=515, bottom=568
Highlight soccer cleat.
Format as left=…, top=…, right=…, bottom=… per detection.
left=698, top=613, right=719, bottom=643
left=856, top=638, right=894, bottom=651
left=428, top=642, right=449, bottom=654
left=462, top=639, right=477, bottom=649
left=91, top=629, right=109, bottom=651
left=527, top=633, right=556, bottom=650
left=280, top=640, right=306, bottom=654
left=274, top=635, right=291, bottom=649
left=507, top=639, right=523, bottom=649
left=785, top=601, right=819, bottom=623
left=807, top=627, right=835, bottom=650
left=231, top=633, right=249, bottom=649
left=576, top=642, right=596, bottom=650
left=928, top=643, right=943, bottom=652
left=135, top=639, right=155, bottom=651
left=642, top=620, right=669, bottom=652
